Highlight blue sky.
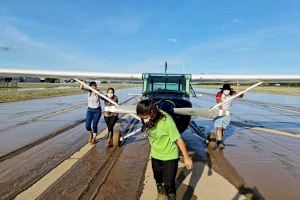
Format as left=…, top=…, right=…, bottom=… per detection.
left=0, top=0, right=300, bottom=74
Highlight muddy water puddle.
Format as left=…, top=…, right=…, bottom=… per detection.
left=188, top=117, right=300, bottom=200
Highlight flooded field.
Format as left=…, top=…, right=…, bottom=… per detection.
left=0, top=88, right=299, bottom=199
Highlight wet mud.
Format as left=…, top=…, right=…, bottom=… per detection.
left=0, top=108, right=86, bottom=158
left=188, top=117, right=300, bottom=200
left=1, top=88, right=300, bottom=200
left=176, top=155, right=205, bottom=200
left=223, top=127, right=300, bottom=200
left=37, top=132, right=150, bottom=200
left=0, top=123, right=103, bottom=200
left=36, top=139, right=119, bottom=199
left=94, top=137, right=149, bottom=200
left=181, top=130, right=265, bottom=200
left=0, top=93, right=86, bottom=132
left=189, top=90, right=300, bottom=200
left=0, top=118, right=85, bottom=162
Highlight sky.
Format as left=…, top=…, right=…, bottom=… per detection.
left=0, top=0, right=300, bottom=74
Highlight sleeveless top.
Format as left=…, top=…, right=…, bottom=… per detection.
left=87, top=92, right=101, bottom=108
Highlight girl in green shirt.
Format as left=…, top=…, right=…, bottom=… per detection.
left=136, top=99, right=192, bottom=200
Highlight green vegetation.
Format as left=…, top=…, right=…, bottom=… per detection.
left=0, top=84, right=139, bottom=103
left=18, top=83, right=73, bottom=88
left=194, top=84, right=300, bottom=96
left=0, top=82, right=76, bottom=89
left=0, top=88, right=81, bottom=103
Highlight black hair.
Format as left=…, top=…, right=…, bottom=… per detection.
left=221, top=84, right=231, bottom=91
left=220, top=83, right=236, bottom=95
left=88, top=81, right=97, bottom=96
left=136, top=99, right=164, bottom=132
left=107, top=87, right=115, bottom=94
left=89, top=81, right=97, bottom=87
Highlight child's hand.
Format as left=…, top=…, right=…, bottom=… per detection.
left=184, top=156, right=193, bottom=169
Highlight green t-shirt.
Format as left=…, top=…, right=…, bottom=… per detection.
left=147, top=113, right=181, bottom=161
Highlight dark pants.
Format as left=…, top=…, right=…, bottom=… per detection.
left=85, top=107, right=101, bottom=133
left=151, top=157, right=179, bottom=195
left=104, top=115, right=118, bottom=135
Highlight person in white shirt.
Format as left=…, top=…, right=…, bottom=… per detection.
left=80, top=81, right=101, bottom=144
left=212, top=84, right=243, bottom=149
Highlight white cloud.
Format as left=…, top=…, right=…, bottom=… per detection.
left=232, top=18, right=243, bottom=23
left=0, top=43, right=13, bottom=52
left=82, top=15, right=143, bottom=35
left=0, top=22, right=115, bottom=70
left=221, top=18, right=244, bottom=29
left=168, top=38, right=178, bottom=43
left=165, top=24, right=300, bottom=73
left=232, top=47, right=252, bottom=52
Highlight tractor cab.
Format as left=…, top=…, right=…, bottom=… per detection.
left=142, top=73, right=192, bottom=98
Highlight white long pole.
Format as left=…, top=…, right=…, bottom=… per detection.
left=211, top=82, right=263, bottom=110
left=74, top=78, right=140, bottom=120
left=120, top=128, right=142, bottom=141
